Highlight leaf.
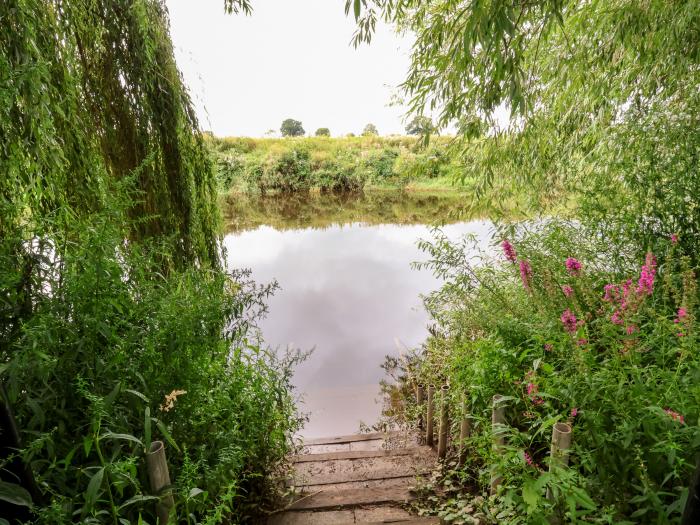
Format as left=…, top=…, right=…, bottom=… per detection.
left=144, top=406, right=151, bottom=452
left=0, top=481, right=33, bottom=507
left=1, top=518, right=10, bottom=525
left=188, top=487, right=206, bottom=499
left=125, top=389, right=150, bottom=404
left=84, top=467, right=104, bottom=511
left=522, top=478, right=540, bottom=512
left=101, top=432, right=143, bottom=448
left=118, top=494, right=160, bottom=510
left=155, top=419, right=181, bottom=453
left=354, top=0, right=361, bottom=19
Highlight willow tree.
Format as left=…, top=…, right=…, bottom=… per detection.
left=347, top=0, right=700, bottom=259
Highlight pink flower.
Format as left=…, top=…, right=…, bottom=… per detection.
left=577, top=338, right=588, bottom=346
left=637, top=253, right=657, bottom=296
left=562, top=285, right=574, bottom=297
left=523, top=451, right=535, bottom=467
left=611, top=310, right=624, bottom=325
left=626, top=325, right=637, bottom=335
left=520, top=260, right=532, bottom=290
left=571, top=408, right=578, bottom=418
left=678, top=307, right=688, bottom=319
left=671, top=234, right=679, bottom=244
left=603, top=284, right=619, bottom=302
left=544, top=343, right=553, bottom=352
left=501, top=240, right=517, bottom=263
left=561, top=309, right=578, bottom=333
left=664, top=408, right=685, bottom=424
left=566, top=257, right=582, bottom=276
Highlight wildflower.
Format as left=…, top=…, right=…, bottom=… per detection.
left=544, top=343, right=553, bottom=352
left=637, top=252, right=657, bottom=295
left=520, top=259, right=532, bottom=290
left=576, top=338, right=588, bottom=346
left=562, top=285, right=574, bottom=297
left=566, top=257, right=582, bottom=276
left=611, top=310, right=624, bottom=325
left=160, top=389, right=187, bottom=412
left=664, top=408, right=685, bottom=424
left=671, top=234, right=679, bottom=244
left=626, top=325, right=637, bottom=335
left=561, top=309, right=578, bottom=333
left=523, top=451, right=535, bottom=467
left=571, top=408, right=578, bottom=418
left=501, top=240, right=517, bottom=263
left=603, top=284, right=619, bottom=302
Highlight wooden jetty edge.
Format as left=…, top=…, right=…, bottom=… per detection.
left=269, top=431, right=440, bottom=524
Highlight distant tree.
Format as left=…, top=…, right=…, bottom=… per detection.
left=264, top=129, right=278, bottom=137
left=362, top=123, right=378, bottom=136
left=405, top=116, right=435, bottom=136
left=280, top=118, right=305, bottom=137
left=346, top=133, right=356, bottom=137
left=315, top=127, right=331, bottom=137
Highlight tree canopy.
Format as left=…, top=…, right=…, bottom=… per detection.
left=315, top=127, right=331, bottom=137
left=362, top=123, right=378, bottom=136
left=281, top=118, right=305, bottom=137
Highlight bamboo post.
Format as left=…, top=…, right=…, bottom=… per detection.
left=426, top=385, right=435, bottom=447
left=146, top=441, right=174, bottom=524
left=437, top=384, right=450, bottom=459
left=458, top=398, right=471, bottom=466
left=682, top=456, right=700, bottom=525
left=416, top=383, right=425, bottom=431
left=490, top=395, right=506, bottom=495
left=546, top=422, right=573, bottom=500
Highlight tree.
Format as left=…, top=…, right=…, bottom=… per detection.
left=315, top=127, right=331, bottom=137
left=405, top=116, right=434, bottom=136
left=362, top=123, right=378, bottom=136
left=280, top=118, right=305, bottom=137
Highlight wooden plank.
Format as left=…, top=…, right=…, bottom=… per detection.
left=302, top=475, right=416, bottom=492
left=293, top=447, right=423, bottom=463
left=287, top=487, right=417, bottom=511
left=302, top=431, right=398, bottom=446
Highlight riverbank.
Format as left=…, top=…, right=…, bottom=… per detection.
left=207, top=135, right=462, bottom=194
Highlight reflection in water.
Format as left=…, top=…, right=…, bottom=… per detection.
left=225, top=218, right=493, bottom=438
left=222, top=190, right=473, bottom=232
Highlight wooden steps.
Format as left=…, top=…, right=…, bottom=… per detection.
left=269, top=431, right=440, bottom=524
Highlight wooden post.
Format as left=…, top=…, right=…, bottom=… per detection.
left=546, top=422, right=572, bottom=500
left=426, top=385, right=435, bottom=447
left=147, top=441, right=174, bottom=524
left=416, top=384, right=425, bottom=431
left=437, top=384, right=450, bottom=459
left=458, top=398, right=471, bottom=466
left=682, top=456, right=700, bottom=525
left=490, top=395, right=506, bottom=495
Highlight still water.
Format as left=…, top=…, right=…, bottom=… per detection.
left=224, top=193, right=493, bottom=438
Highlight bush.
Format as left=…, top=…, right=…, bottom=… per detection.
left=1, top=187, right=303, bottom=524
left=405, top=221, right=700, bottom=523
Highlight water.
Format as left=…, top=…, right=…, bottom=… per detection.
left=224, top=193, right=493, bottom=438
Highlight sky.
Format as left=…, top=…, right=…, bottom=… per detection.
left=166, top=0, right=413, bottom=138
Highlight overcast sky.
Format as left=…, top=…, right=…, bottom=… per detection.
left=166, top=0, right=413, bottom=137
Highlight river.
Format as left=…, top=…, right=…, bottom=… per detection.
left=224, top=191, right=493, bottom=438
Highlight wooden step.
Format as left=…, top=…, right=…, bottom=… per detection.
left=293, top=447, right=420, bottom=463
left=291, top=446, right=434, bottom=488
left=302, top=431, right=400, bottom=446
left=287, top=486, right=418, bottom=511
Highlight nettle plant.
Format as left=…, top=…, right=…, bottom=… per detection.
left=414, top=222, right=700, bottom=523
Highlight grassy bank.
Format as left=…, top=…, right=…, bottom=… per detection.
left=206, top=135, right=463, bottom=194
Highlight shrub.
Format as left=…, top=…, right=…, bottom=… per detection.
left=405, top=221, right=700, bottom=523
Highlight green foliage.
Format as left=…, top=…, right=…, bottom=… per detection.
left=315, top=127, right=331, bottom=137
left=405, top=116, right=435, bottom=136
left=280, top=119, right=305, bottom=137
left=207, top=135, right=461, bottom=194
left=1, top=0, right=303, bottom=522
left=402, top=222, right=700, bottom=523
